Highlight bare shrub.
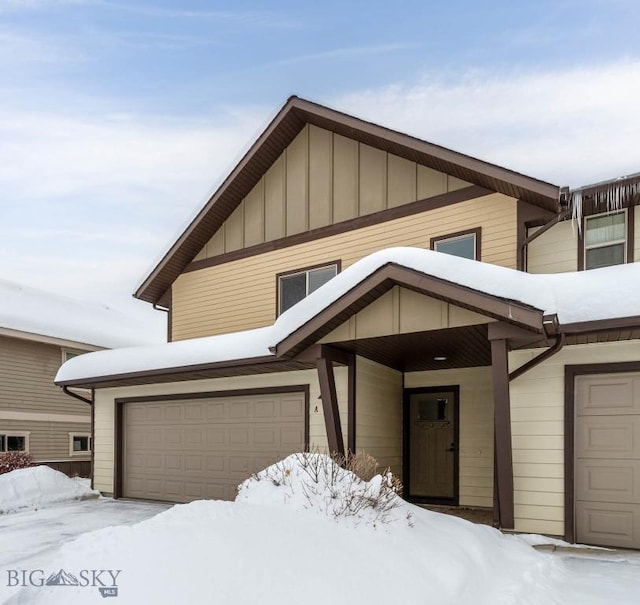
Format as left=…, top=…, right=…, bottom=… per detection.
left=0, top=451, right=34, bottom=475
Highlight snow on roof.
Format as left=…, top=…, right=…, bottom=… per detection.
left=0, top=278, right=159, bottom=349
left=55, top=247, right=640, bottom=384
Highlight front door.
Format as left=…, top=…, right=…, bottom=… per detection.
left=405, top=387, right=458, bottom=503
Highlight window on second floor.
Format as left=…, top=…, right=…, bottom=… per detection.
left=431, top=229, right=479, bottom=260
left=278, top=262, right=339, bottom=314
left=584, top=210, right=627, bottom=270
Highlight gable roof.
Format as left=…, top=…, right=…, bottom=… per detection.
left=0, top=278, right=160, bottom=349
left=136, top=96, right=561, bottom=305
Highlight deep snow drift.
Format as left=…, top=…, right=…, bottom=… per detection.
left=0, top=466, right=98, bottom=514
left=10, top=455, right=560, bottom=605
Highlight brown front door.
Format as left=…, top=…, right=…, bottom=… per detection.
left=405, top=387, right=459, bottom=503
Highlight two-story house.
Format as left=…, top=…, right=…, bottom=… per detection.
left=56, top=97, right=640, bottom=549
left=1, top=279, right=157, bottom=477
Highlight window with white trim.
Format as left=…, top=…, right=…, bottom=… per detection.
left=69, top=433, right=91, bottom=456
left=0, top=432, right=30, bottom=452
left=433, top=232, right=477, bottom=260
left=584, top=210, right=627, bottom=270
left=278, top=263, right=338, bottom=314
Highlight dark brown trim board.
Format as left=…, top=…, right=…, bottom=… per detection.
left=275, top=259, right=342, bottom=318
left=347, top=354, right=356, bottom=454
left=316, top=357, right=345, bottom=457
left=186, top=186, right=490, bottom=274
left=90, top=388, right=95, bottom=489
left=563, top=361, right=640, bottom=543
left=430, top=227, right=482, bottom=261
left=113, top=385, right=311, bottom=499
left=137, top=95, right=559, bottom=305
left=402, top=385, right=460, bottom=505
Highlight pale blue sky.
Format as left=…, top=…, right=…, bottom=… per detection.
left=1, top=0, right=639, bottom=338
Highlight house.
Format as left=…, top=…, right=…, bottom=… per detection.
left=0, top=279, right=158, bottom=477
left=55, top=96, right=640, bottom=549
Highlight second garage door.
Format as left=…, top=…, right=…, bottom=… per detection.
left=123, top=390, right=306, bottom=503
left=575, top=372, right=640, bottom=548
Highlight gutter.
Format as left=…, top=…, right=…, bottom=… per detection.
left=62, top=385, right=93, bottom=405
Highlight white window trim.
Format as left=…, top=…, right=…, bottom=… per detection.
left=0, top=431, right=30, bottom=453
left=68, top=433, right=92, bottom=457
left=61, top=348, right=84, bottom=364
left=433, top=232, right=477, bottom=260
left=584, top=209, right=627, bottom=269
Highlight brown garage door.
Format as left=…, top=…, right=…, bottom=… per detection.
left=575, top=372, right=640, bottom=548
left=123, top=390, right=306, bottom=503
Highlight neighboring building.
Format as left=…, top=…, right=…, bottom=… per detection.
left=56, top=97, right=640, bottom=549
left=0, top=280, right=159, bottom=477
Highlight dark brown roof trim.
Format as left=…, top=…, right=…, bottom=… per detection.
left=185, top=185, right=490, bottom=275
left=136, top=95, right=560, bottom=305
left=558, top=315, right=640, bottom=335
left=55, top=356, right=314, bottom=389
left=275, top=262, right=545, bottom=359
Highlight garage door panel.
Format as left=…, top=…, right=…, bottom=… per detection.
left=123, top=391, right=306, bottom=503
left=576, top=373, right=640, bottom=548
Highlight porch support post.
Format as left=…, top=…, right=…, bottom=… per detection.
left=316, top=357, right=345, bottom=457
left=490, top=337, right=515, bottom=529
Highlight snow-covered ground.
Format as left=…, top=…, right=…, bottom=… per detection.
left=1, top=458, right=639, bottom=605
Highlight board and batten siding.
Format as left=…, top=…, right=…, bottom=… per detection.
left=526, top=220, right=578, bottom=274
left=355, top=357, right=402, bottom=477
left=193, top=124, right=472, bottom=261
left=405, top=366, right=494, bottom=508
left=93, top=368, right=348, bottom=495
left=173, top=192, right=517, bottom=340
left=509, top=340, right=640, bottom=536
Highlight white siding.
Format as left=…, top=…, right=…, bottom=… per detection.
left=509, top=340, right=640, bottom=536
left=405, top=366, right=494, bottom=508
left=93, top=369, right=348, bottom=495
left=355, top=357, right=402, bottom=476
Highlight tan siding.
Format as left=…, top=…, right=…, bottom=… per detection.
left=635, top=207, right=640, bottom=261
left=92, top=369, right=349, bottom=495
left=0, top=336, right=91, bottom=416
left=509, top=340, right=640, bottom=536
left=0, top=418, right=90, bottom=461
left=355, top=357, right=402, bottom=475
left=173, top=193, right=517, bottom=339
left=405, top=366, right=494, bottom=508
left=194, top=125, right=480, bottom=261
left=527, top=220, right=578, bottom=273
left=320, top=286, right=491, bottom=343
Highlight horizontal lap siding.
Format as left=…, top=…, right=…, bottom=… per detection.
left=0, top=418, right=90, bottom=461
left=173, top=193, right=517, bottom=340
left=0, top=336, right=90, bottom=416
left=355, top=357, right=402, bottom=477
left=527, top=220, right=578, bottom=274
left=405, top=366, right=494, bottom=508
left=509, top=340, right=640, bottom=536
left=92, top=369, right=348, bottom=495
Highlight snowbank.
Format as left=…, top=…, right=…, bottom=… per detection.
left=55, top=247, right=640, bottom=384
left=0, top=466, right=98, bottom=514
left=10, top=456, right=559, bottom=605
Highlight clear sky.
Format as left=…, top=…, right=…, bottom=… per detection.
left=1, top=0, right=639, bottom=340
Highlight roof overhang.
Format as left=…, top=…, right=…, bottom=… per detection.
left=0, top=327, right=104, bottom=352
left=136, top=96, right=560, bottom=306
left=273, top=262, right=546, bottom=359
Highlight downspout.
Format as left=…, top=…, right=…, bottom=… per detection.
left=519, top=208, right=571, bottom=270
left=62, top=385, right=92, bottom=405
left=61, top=385, right=94, bottom=488
left=509, top=333, right=566, bottom=382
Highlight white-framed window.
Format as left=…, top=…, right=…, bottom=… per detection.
left=68, top=433, right=91, bottom=456
left=432, top=231, right=478, bottom=260
left=584, top=210, right=627, bottom=270
left=278, top=263, right=339, bottom=314
left=0, top=432, right=30, bottom=453
left=61, top=349, right=83, bottom=364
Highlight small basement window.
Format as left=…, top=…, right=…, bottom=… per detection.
left=431, top=230, right=479, bottom=260
left=278, top=263, right=339, bottom=314
left=584, top=210, right=627, bottom=270
left=69, top=434, right=91, bottom=456
left=0, top=432, right=30, bottom=452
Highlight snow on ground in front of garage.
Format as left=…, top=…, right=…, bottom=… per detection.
left=5, top=453, right=640, bottom=605
left=0, top=466, right=99, bottom=514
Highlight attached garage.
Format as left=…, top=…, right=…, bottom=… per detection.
left=574, top=371, right=640, bottom=549
left=118, top=388, right=308, bottom=503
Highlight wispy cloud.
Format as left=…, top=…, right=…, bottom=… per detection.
left=337, top=59, right=640, bottom=186
left=268, top=43, right=419, bottom=67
